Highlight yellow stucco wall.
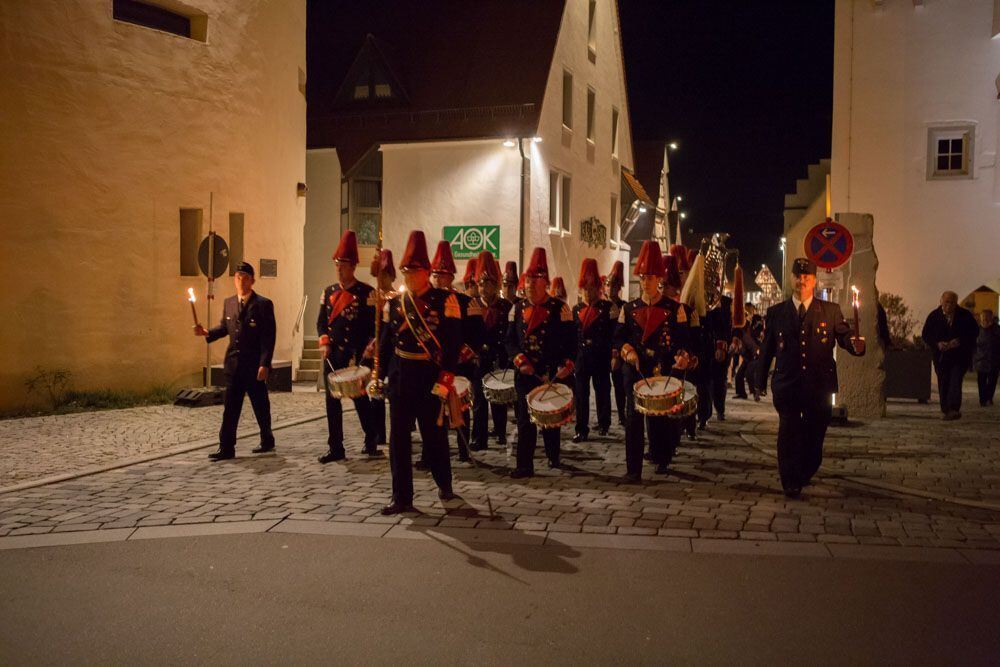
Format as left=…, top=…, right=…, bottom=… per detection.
left=0, top=0, right=306, bottom=410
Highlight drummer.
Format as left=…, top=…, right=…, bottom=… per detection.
left=506, top=247, right=577, bottom=477
left=430, top=241, right=483, bottom=462
left=471, top=251, right=513, bottom=450
left=572, top=259, right=614, bottom=442
left=316, top=230, right=380, bottom=463
left=605, top=260, right=627, bottom=428
left=614, top=240, right=697, bottom=482
left=377, top=230, right=461, bottom=515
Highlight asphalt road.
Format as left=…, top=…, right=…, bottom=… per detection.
left=1, top=534, right=998, bottom=665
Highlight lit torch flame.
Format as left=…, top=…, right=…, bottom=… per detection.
left=187, top=287, right=197, bottom=303
left=851, top=285, right=860, bottom=307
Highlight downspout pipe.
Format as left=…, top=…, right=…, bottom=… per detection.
left=517, top=137, right=528, bottom=271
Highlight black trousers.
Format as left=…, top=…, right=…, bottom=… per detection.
left=979, top=370, right=999, bottom=405
left=472, top=364, right=508, bottom=447
left=219, top=368, right=273, bottom=452
left=371, top=398, right=387, bottom=444
left=323, top=366, right=377, bottom=454
left=574, top=358, right=611, bottom=435
left=934, top=360, right=967, bottom=413
left=388, top=379, right=452, bottom=505
left=611, top=364, right=627, bottom=426
left=735, top=355, right=756, bottom=396
left=696, top=358, right=728, bottom=424
left=623, top=365, right=679, bottom=475
left=514, top=374, right=563, bottom=471
left=773, top=389, right=832, bottom=490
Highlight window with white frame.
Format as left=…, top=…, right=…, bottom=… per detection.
left=549, top=171, right=572, bottom=233
left=587, top=88, right=596, bottom=142
left=611, top=107, right=619, bottom=157
left=927, top=125, right=974, bottom=180
left=610, top=194, right=619, bottom=245
left=560, top=175, right=572, bottom=233
left=549, top=171, right=560, bottom=231
left=562, top=70, right=573, bottom=129
left=587, top=0, right=597, bottom=61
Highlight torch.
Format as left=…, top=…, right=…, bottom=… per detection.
left=187, top=288, right=201, bottom=328
left=851, top=285, right=860, bottom=339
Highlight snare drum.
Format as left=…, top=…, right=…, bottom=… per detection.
left=526, top=382, right=575, bottom=429
left=326, top=365, right=371, bottom=400
left=453, top=376, right=472, bottom=413
left=633, top=376, right=697, bottom=418
left=482, top=369, right=516, bottom=405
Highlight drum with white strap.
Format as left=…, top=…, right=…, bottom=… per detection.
left=526, top=382, right=575, bottom=429
left=482, top=369, right=516, bottom=405
left=326, top=365, right=371, bottom=400
left=633, top=376, right=697, bottom=418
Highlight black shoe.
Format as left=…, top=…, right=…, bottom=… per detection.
left=655, top=464, right=670, bottom=475
left=469, top=441, right=488, bottom=451
left=414, top=459, right=429, bottom=470
left=686, top=432, right=697, bottom=442
left=362, top=447, right=383, bottom=457
left=697, top=422, right=707, bottom=431
left=251, top=443, right=275, bottom=454
left=458, top=454, right=472, bottom=463
left=717, top=414, right=726, bottom=422
left=643, top=451, right=654, bottom=461
left=489, top=429, right=501, bottom=438
left=438, top=489, right=457, bottom=501
left=510, top=468, right=534, bottom=479
left=572, top=433, right=587, bottom=443
left=548, top=459, right=561, bottom=469
left=753, top=394, right=761, bottom=402
left=783, top=486, right=802, bottom=499
left=381, top=502, right=417, bottom=516
left=497, top=434, right=508, bottom=445
left=733, top=394, right=748, bottom=400
left=597, top=427, right=609, bottom=436
left=622, top=472, right=642, bottom=484
left=208, top=449, right=235, bottom=461
left=318, top=450, right=346, bottom=464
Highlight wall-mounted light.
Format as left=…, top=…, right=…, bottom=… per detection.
left=532, top=136, right=543, bottom=144
left=669, top=142, right=679, bottom=150
left=502, top=139, right=516, bottom=148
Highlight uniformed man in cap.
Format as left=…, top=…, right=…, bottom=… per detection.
left=502, top=261, right=519, bottom=304
left=614, top=242, right=697, bottom=482
left=572, top=258, right=614, bottom=442
left=195, top=262, right=276, bottom=460
left=506, top=247, right=577, bottom=477
left=316, top=230, right=379, bottom=463
left=470, top=251, right=513, bottom=450
left=377, top=231, right=462, bottom=514
left=606, top=260, right=628, bottom=427
left=756, top=257, right=865, bottom=498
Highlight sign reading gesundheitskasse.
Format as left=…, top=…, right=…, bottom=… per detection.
left=443, top=225, right=500, bottom=260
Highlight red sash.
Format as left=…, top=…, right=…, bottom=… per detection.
left=523, top=303, right=549, bottom=334
left=327, top=289, right=356, bottom=324
left=578, top=305, right=599, bottom=332
left=633, top=305, right=667, bottom=344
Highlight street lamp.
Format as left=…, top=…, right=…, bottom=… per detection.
left=668, top=142, right=679, bottom=151
left=779, top=236, right=787, bottom=290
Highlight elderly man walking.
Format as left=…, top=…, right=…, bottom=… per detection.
left=921, top=291, right=979, bottom=420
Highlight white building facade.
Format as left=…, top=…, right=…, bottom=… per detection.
left=830, top=0, right=1000, bottom=319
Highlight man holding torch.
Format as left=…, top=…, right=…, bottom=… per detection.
left=194, top=262, right=276, bottom=461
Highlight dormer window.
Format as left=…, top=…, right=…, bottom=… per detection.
left=354, top=85, right=369, bottom=100
left=374, top=84, right=392, bottom=98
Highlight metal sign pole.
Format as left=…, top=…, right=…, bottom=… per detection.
left=205, top=192, right=214, bottom=387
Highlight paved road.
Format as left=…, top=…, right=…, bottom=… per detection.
left=1, top=532, right=998, bottom=664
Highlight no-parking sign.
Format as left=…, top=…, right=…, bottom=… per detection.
left=804, top=219, right=853, bottom=269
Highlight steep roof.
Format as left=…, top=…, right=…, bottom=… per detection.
left=307, top=0, right=566, bottom=173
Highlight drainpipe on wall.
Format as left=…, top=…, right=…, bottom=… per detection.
left=517, top=137, right=529, bottom=271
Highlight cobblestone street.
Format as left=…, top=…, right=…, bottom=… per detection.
left=1, top=383, right=998, bottom=556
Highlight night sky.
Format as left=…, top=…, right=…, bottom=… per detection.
left=620, top=0, right=835, bottom=274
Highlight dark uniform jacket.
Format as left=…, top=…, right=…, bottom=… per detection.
left=478, top=296, right=513, bottom=370
left=699, top=295, right=734, bottom=364
left=757, top=297, right=861, bottom=397
left=506, top=296, right=577, bottom=377
left=378, top=287, right=461, bottom=394
left=207, top=292, right=276, bottom=375
left=454, top=291, right=485, bottom=371
left=740, top=313, right=764, bottom=360
left=316, top=281, right=376, bottom=368
left=573, top=298, right=616, bottom=370
left=921, top=306, right=979, bottom=368
left=614, top=295, right=692, bottom=377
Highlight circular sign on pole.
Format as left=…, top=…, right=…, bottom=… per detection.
left=199, top=234, right=230, bottom=279
left=804, top=220, right=853, bottom=269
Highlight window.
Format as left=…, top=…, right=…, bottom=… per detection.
left=586, top=89, right=596, bottom=142
left=113, top=0, right=207, bottom=42
left=228, top=213, right=244, bottom=276
left=610, top=195, right=619, bottom=245
left=562, top=70, right=573, bottom=129
left=611, top=107, right=620, bottom=157
left=927, top=125, right=974, bottom=180
left=179, top=208, right=202, bottom=276
left=561, top=175, right=572, bottom=233
left=549, top=171, right=560, bottom=230
left=374, top=84, right=392, bottom=98
left=587, top=0, right=597, bottom=61
left=353, top=85, right=369, bottom=100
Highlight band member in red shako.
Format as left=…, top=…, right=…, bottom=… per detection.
left=572, top=259, right=615, bottom=442
left=316, top=231, right=379, bottom=462
left=377, top=231, right=462, bottom=514
left=471, top=251, right=513, bottom=450
left=614, top=241, right=698, bottom=482
left=606, top=260, right=627, bottom=428
left=502, top=261, right=519, bottom=304
left=506, top=248, right=577, bottom=477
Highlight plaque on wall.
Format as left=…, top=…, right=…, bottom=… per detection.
left=260, top=258, right=278, bottom=278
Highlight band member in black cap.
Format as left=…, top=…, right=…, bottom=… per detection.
left=316, top=230, right=379, bottom=462
left=756, top=257, right=865, bottom=497
left=195, top=261, right=276, bottom=460
left=377, top=230, right=462, bottom=514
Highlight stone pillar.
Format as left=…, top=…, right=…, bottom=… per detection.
left=834, top=212, right=886, bottom=419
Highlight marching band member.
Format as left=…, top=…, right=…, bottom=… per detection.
left=316, top=231, right=379, bottom=463
left=471, top=251, right=513, bottom=450
left=430, top=241, right=483, bottom=462
left=606, top=260, right=628, bottom=428
left=572, top=259, right=614, bottom=442
left=506, top=248, right=577, bottom=477
left=502, top=261, right=519, bottom=304
left=549, top=276, right=568, bottom=302
left=378, top=231, right=462, bottom=514
left=364, top=248, right=398, bottom=450
left=463, top=258, right=479, bottom=299
left=615, top=241, right=697, bottom=482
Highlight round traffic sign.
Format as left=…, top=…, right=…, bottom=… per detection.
left=804, top=219, right=853, bottom=269
left=198, top=233, right=230, bottom=279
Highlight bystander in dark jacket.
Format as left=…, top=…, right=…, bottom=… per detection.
left=973, top=310, right=1000, bottom=407
left=921, top=291, right=979, bottom=419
